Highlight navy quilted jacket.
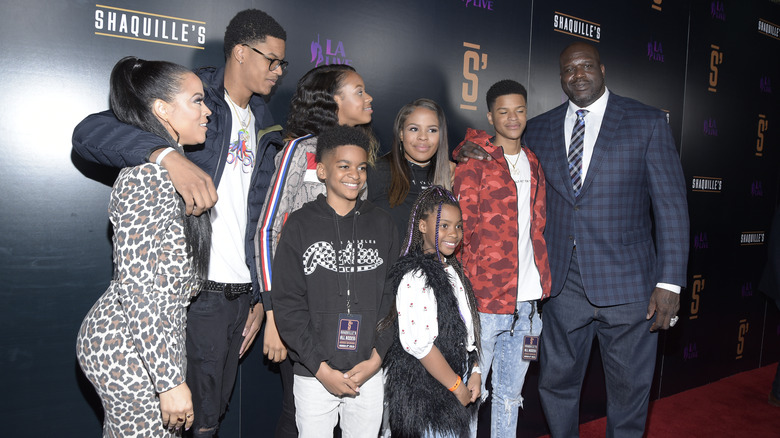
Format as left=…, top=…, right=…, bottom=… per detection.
left=72, top=66, right=283, bottom=304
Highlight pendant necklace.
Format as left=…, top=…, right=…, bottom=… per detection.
left=226, top=91, right=251, bottom=137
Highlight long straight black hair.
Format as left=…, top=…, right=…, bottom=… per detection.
left=386, top=98, right=451, bottom=208
left=109, top=56, right=211, bottom=278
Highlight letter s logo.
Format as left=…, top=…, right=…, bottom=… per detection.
left=462, top=51, right=479, bottom=104
left=736, top=320, right=749, bottom=358
left=708, top=45, right=723, bottom=92
left=757, top=115, right=768, bottom=156
left=460, top=42, right=487, bottom=111
left=690, top=275, right=704, bottom=317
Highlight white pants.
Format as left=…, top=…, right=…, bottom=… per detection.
left=294, top=371, right=384, bottom=438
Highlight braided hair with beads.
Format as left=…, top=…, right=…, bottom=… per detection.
left=388, top=185, right=481, bottom=347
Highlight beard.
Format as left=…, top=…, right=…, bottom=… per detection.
left=565, top=80, right=605, bottom=107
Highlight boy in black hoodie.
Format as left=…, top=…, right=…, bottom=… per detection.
left=271, top=126, right=398, bottom=437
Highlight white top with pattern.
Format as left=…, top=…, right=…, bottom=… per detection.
left=396, top=265, right=476, bottom=359
left=208, top=92, right=256, bottom=283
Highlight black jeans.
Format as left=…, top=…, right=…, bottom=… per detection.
left=185, top=290, right=250, bottom=437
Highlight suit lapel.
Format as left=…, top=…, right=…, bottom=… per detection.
left=580, top=94, right=625, bottom=197
left=548, top=105, right=576, bottom=198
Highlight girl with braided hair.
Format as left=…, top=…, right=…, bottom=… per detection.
left=382, top=185, right=481, bottom=438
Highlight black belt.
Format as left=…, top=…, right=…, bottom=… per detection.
left=201, top=280, right=252, bottom=301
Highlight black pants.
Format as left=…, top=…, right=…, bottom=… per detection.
left=275, top=357, right=298, bottom=437
left=186, top=290, right=250, bottom=437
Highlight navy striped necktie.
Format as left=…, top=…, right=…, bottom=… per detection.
left=568, top=109, right=588, bottom=196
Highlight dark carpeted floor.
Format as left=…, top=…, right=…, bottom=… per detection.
left=569, top=363, right=780, bottom=437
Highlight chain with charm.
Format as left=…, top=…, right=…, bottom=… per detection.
left=226, top=91, right=251, bottom=138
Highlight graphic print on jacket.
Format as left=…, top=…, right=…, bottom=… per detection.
left=303, top=239, right=384, bottom=274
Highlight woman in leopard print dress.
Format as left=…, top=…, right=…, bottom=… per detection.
left=76, top=57, right=211, bottom=437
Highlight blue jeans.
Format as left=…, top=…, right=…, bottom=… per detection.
left=538, top=248, right=657, bottom=438
left=479, top=300, right=542, bottom=438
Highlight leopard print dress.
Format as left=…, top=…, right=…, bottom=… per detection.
left=77, top=164, right=201, bottom=437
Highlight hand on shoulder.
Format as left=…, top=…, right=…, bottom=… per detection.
left=153, top=149, right=217, bottom=216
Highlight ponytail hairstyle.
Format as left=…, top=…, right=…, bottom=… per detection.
left=283, top=64, right=378, bottom=164
left=384, top=185, right=480, bottom=348
left=386, top=98, right=451, bottom=207
left=109, top=56, right=211, bottom=279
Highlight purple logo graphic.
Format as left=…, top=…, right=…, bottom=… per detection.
left=693, top=232, right=709, bottom=250
left=751, top=180, right=764, bottom=197
left=703, top=118, right=718, bottom=136
left=741, top=281, right=753, bottom=297
left=760, top=76, right=772, bottom=93
left=711, top=1, right=725, bottom=21
left=310, top=35, right=352, bottom=67
left=647, top=41, right=664, bottom=62
left=463, top=0, right=494, bottom=10
left=683, top=343, right=698, bottom=360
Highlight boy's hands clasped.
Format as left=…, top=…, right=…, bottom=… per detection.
left=316, top=348, right=382, bottom=397
left=316, top=362, right=360, bottom=397
left=344, top=348, right=382, bottom=387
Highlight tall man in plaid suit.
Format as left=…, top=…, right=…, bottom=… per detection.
left=526, top=42, right=689, bottom=437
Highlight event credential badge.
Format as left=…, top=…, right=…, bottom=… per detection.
left=522, top=335, right=540, bottom=361
left=336, top=313, right=361, bottom=351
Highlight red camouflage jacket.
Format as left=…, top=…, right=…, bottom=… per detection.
left=453, top=128, right=551, bottom=314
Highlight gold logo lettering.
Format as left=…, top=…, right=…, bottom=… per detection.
left=461, top=42, right=488, bottom=111
left=757, top=114, right=768, bottom=157
left=690, top=275, right=704, bottom=319
left=736, top=319, right=749, bottom=359
left=708, top=45, right=723, bottom=92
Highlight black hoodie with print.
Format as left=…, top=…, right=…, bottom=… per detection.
left=271, top=194, right=399, bottom=376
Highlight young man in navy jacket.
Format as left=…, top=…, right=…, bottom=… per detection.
left=72, top=9, right=287, bottom=437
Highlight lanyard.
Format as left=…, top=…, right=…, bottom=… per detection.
left=333, top=210, right=358, bottom=314
left=510, top=301, right=536, bottom=336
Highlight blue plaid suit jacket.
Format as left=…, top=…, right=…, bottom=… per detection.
left=525, top=93, right=689, bottom=306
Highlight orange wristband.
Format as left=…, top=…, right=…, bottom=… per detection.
left=448, top=375, right=462, bottom=392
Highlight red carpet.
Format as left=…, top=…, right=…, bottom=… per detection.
left=544, top=363, right=780, bottom=437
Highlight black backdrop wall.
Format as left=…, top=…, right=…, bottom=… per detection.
left=1, top=0, right=779, bottom=436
